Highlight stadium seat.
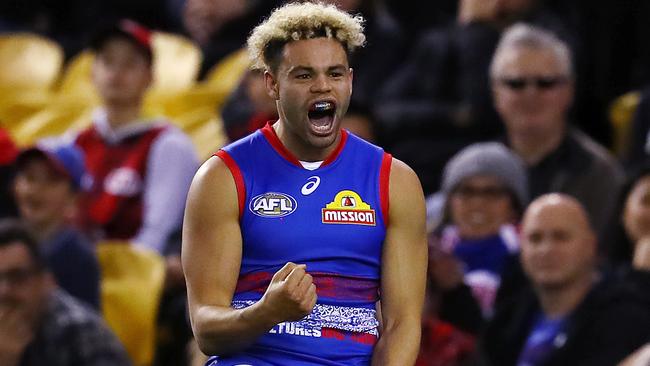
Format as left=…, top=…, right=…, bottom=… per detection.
left=609, top=90, right=641, bottom=157
left=150, top=32, right=202, bottom=93
left=97, top=242, right=166, bottom=366
left=0, top=33, right=63, bottom=92
left=0, top=33, right=65, bottom=132
left=202, top=47, right=250, bottom=111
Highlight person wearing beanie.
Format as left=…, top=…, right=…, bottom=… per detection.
left=13, top=141, right=100, bottom=309
left=428, top=141, right=529, bottom=319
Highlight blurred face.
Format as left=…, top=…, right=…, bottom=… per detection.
left=449, top=175, right=516, bottom=239
left=496, top=0, right=535, bottom=18
left=14, top=158, right=76, bottom=229
left=0, top=242, right=51, bottom=331
left=520, top=198, right=596, bottom=290
left=265, top=37, right=353, bottom=160
left=245, top=70, right=277, bottom=116
left=92, top=38, right=152, bottom=106
left=492, top=46, right=573, bottom=139
left=341, top=113, right=375, bottom=142
left=623, top=175, right=650, bottom=243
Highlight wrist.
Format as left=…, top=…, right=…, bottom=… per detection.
left=246, top=297, right=281, bottom=330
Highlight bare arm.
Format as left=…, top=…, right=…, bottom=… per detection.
left=371, top=158, right=428, bottom=365
left=182, top=156, right=316, bottom=356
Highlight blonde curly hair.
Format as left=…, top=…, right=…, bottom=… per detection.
left=247, top=1, right=366, bottom=72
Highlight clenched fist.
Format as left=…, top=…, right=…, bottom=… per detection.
left=259, top=262, right=318, bottom=324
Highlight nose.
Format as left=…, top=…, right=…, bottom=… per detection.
left=310, top=74, right=332, bottom=93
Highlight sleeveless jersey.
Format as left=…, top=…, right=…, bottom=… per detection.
left=75, top=123, right=167, bottom=240
left=209, top=123, right=392, bottom=366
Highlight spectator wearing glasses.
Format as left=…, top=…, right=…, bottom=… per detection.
left=428, top=142, right=528, bottom=319
left=373, top=0, right=571, bottom=194
left=490, top=23, right=623, bottom=231
left=0, top=219, right=130, bottom=366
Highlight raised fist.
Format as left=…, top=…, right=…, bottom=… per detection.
left=259, top=262, right=318, bottom=324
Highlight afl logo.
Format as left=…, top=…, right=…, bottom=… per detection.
left=249, top=192, right=297, bottom=218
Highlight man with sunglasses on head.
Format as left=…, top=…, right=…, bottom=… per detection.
left=490, top=23, right=624, bottom=232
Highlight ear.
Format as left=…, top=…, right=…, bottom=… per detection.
left=349, top=67, right=354, bottom=94
left=264, top=70, right=279, bottom=100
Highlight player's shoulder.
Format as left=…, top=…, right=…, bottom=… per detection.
left=389, top=157, right=419, bottom=184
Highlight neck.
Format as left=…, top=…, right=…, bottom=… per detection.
left=536, top=272, right=595, bottom=319
left=29, top=219, right=63, bottom=243
left=508, top=127, right=565, bottom=165
left=273, top=121, right=340, bottom=162
left=104, top=103, right=142, bottom=130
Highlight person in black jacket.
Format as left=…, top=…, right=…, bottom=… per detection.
left=480, top=194, right=650, bottom=366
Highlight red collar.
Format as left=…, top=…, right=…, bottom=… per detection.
left=260, top=122, right=348, bottom=168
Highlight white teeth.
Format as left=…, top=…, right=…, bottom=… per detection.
left=312, top=101, right=334, bottom=112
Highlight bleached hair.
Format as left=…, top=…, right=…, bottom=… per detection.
left=247, top=1, right=366, bottom=72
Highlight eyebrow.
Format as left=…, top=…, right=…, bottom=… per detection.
left=287, top=64, right=348, bottom=74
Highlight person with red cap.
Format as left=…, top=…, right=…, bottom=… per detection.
left=71, top=19, right=199, bottom=365
left=73, top=18, right=198, bottom=271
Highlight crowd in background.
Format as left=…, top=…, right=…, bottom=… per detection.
left=1, top=0, right=650, bottom=365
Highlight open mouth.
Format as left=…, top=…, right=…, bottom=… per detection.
left=307, top=101, right=336, bottom=134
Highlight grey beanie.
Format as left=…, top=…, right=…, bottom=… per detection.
left=441, top=142, right=529, bottom=207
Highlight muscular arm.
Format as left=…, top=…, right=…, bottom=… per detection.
left=182, top=156, right=316, bottom=356
left=371, top=158, right=428, bottom=365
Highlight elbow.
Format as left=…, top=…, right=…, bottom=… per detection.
left=193, top=323, right=218, bottom=356
left=195, top=333, right=220, bottom=357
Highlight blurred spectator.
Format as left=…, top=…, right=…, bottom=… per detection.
left=602, top=162, right=650, bottom=271
left=71, top=20, right=198, bottom=365
left=13, top=142, right=100, bottom=309
left=374, top=0, right=568, bottom=194
left=221, top=68, right=278, bottom=142
left=341, top=100, right=379, bottom=143
left=430, top=142, right=528, bottom=317
left=416, top=281, right=478, bottom=366
left=74, top=19, right=198, bottom=256
left=183, top=0, right=282, bottom=77
left=0, top=127, right=18, bottom=219
left=0, top=219, right=131, bottom=366
left=384, top=0, right=457, bottom=43
left=491, top=23, right=624, bottom=231
left=481, top=194, right=650, bottom=366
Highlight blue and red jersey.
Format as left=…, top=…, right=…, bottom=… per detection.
left=209, top=123, right=391, bottom=365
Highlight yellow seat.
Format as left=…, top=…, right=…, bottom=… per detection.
left=97, top=242, right=166, bottom=366
left=150, top=32, right=202, bottom=93
left=56, top=50, right=101, bottom=104
left=0, top=33, right=63, bottom=92
left=609, top=90, right=641, bottom=157
left=202, top=47, right=250, bottom=111
left=0, top=33, right=65, bottom=132
left=8, top=101, right=94, bottom=146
